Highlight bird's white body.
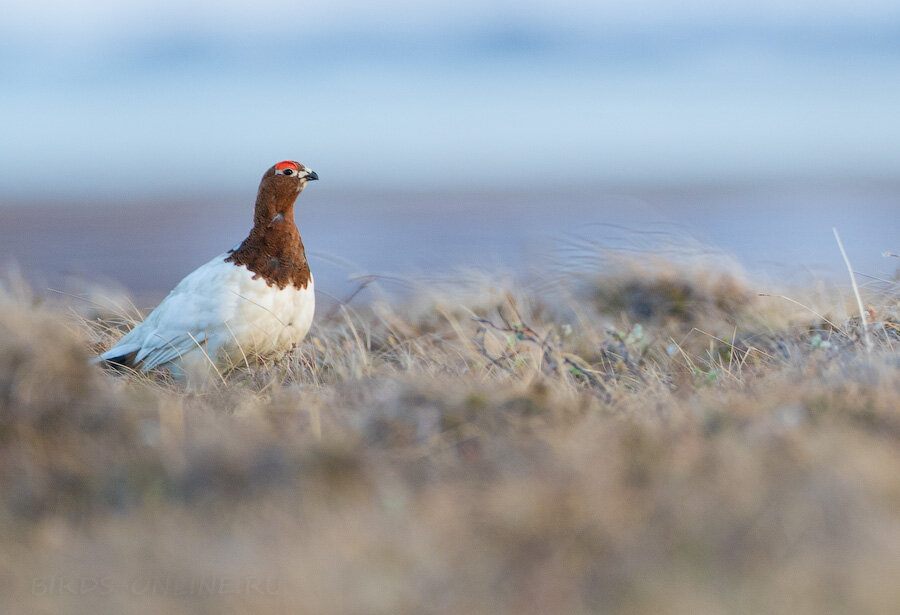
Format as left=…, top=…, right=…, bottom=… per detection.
left=101, top=252, right=315, bottom=386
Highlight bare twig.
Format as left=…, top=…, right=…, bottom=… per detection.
left=323, top=276, right=376, bottom=321
left=473, top=296, right=612, bottom=399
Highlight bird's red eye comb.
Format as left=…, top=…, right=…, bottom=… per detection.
left=275, top=161, right=299, bottom=172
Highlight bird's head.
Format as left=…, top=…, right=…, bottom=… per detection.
left=261, top=160, right=319, bottom=196
left=253, top=160, right=319, bottom=226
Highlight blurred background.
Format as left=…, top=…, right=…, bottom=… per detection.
left=2, top=0, right=900, bottom=302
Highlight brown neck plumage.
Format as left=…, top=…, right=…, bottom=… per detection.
left=226, top=180, right=311, bottom=290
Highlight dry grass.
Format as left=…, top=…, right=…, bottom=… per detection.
left=2, top=255, right=900, bottom=615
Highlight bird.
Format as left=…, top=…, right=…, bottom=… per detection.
left=98, top=160, right=319, bottom=387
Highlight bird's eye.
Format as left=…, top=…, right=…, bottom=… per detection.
left=274, top=161, right=302, bottom=177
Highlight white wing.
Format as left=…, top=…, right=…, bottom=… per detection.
left=100, top=254, right=242, bottom=370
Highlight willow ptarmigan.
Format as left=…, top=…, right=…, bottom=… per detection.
left=99, top=160, right=318, bottom=386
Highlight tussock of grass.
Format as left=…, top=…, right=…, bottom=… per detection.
left=2, top=261, right=900, bottom=614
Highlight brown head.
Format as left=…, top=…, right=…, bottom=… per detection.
left=252, top=160, right=319, bottom=228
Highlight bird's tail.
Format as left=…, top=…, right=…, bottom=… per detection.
left=95, top=344, right=141, bottom=371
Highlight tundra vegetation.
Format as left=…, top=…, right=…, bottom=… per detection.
left=2, top=247, right=899, bottom=615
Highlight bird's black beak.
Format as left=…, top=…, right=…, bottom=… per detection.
left=305, top=170, right=319, bottom=181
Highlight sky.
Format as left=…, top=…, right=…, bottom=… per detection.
left=6, top=1, right=900, bottom=35
left=3, top=1, right=900, bottom=198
